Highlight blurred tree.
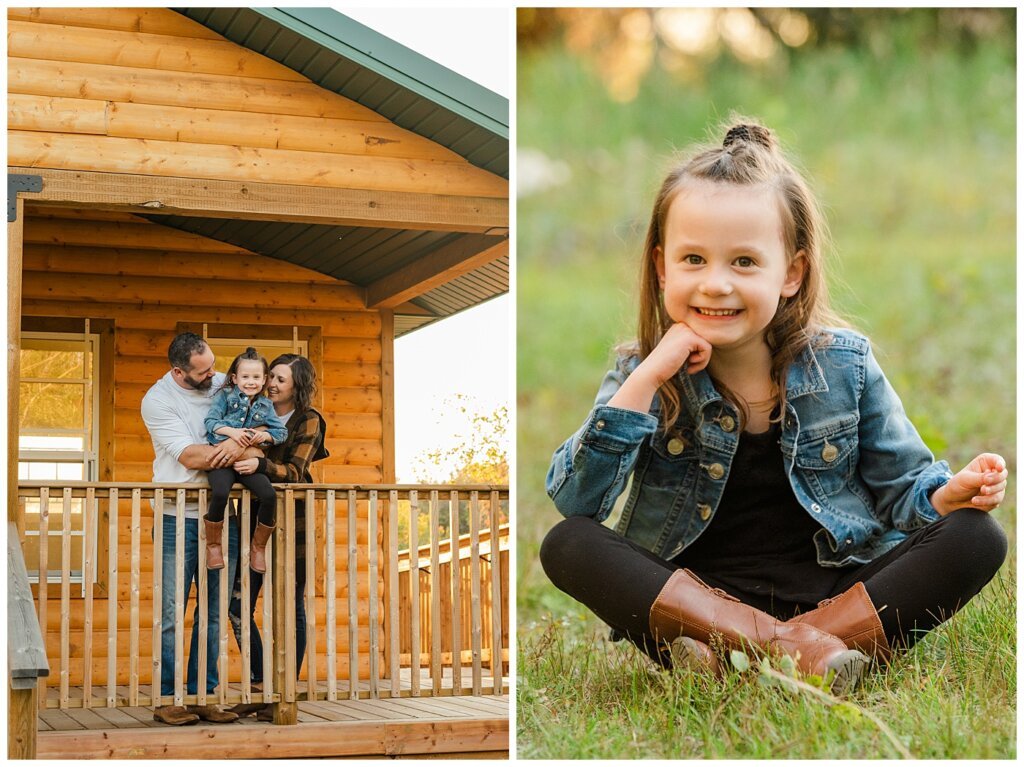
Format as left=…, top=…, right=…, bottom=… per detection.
left=518, top=7, right=1014, bottom=100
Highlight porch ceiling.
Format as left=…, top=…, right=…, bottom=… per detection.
left=140, top=214, right=508, bottom=336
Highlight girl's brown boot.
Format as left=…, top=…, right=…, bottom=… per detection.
left=250, top=522, right=275, bottom=574
left=203, top=517, right=225, bottom=570
left=788, top=582, right=891, bottom=662
left=650, top=569, right=869, bottom=693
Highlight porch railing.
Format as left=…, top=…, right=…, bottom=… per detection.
left=15, top=481, right=508, bottom=725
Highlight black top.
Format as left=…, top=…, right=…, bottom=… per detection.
left=674, top=421, right=850, bottom=610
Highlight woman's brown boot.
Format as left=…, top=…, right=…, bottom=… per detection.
left=203, top=517, right=225, bottom=570
left=650, top=569, right=869, bottom=693
left=250, top=522, right=275, bottom=574
left=788, top=582, right=891, bottom=663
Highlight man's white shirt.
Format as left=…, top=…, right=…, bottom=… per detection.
left=141, top=371, right=226, bottom=517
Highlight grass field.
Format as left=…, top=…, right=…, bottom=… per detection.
left=516, top=21, right=1015, bottom=759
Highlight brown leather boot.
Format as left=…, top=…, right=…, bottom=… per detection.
left=650, top=569, right=869, bottom=693
left=250, top=522, right=275, bottom=574
left=153, top=705, right=200, bottom=726
left=670, top=636, right=722, bottom=677
left=789, top=582, right=891, bottom=663
left=187, top=704, right=240, bottom=723
left=203, top=517, right=225, bottom=570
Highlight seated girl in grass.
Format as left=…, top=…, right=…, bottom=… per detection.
left=203, top=347, right=288, bottom=574
left=541, top=119, right=1007, bottom=693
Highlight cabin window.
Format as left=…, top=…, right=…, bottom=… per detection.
left=207, top=336, right=308, bottom=374
left=19, top=332, right=100, bottom=589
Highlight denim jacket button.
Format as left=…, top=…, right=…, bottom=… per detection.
left=707, top=463, right=725, bottom=480
left=698, top=503, right=713, bottom=521
left=719, top=415, right=736, bottom=433
left=595, top=420, right=606, bottom=430
left=822, top=442, right=839, bottom=463
left=667, top=437, right=686, bottom=455
left=811, top=503, right=822, bottom=513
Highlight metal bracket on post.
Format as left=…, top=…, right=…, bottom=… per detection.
left=8, top=174, right=42, bottom=222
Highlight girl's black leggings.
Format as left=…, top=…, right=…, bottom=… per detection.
left=540, top=509, right=1006, bottom=661
left=206, top=467, right=277, bottom=527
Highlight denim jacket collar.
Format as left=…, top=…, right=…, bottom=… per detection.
left=679, top=341, right=829, bottom=416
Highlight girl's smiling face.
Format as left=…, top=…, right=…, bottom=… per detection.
left=232, top=359, right=267, bottom=397
left=655, top=180, right=806, bottom=357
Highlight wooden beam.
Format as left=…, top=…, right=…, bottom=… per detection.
left=366, top=236, right=508, bottom=308
left=35, top=717, right=509, bottom=759
left=10, top=167, right=508, bottom=234
left=380, top=311, right=396, bottom=484
left=8, top=194, right=24, bottom=528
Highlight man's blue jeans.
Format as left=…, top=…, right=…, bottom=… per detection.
left=157, top=514, right=239, bottom=696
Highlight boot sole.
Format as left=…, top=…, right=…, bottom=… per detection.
left=670, top=636, right=720, bottom=676
left=827, top=649, right=871, bottom=695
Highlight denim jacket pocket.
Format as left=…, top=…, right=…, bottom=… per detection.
left=645, top=430, right=697, bottom=487
left=795, top=415, right=859, bottom=497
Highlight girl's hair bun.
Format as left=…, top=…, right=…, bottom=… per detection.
left=723, top=123, right=775, bottom=152
left=244, top=346, right=258, bottom=356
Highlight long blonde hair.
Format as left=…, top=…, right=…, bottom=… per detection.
left=634, top=118, right=846, bottom=431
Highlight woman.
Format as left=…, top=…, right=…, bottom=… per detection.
left=226, top=353, right=328, bottom=718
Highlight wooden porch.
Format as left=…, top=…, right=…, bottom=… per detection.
left=10, top=482, right=509, bottom=759
left=37, top=677, right=509, bottom=759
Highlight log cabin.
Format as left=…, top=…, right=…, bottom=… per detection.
left=7, top=7, right=509, bottom=759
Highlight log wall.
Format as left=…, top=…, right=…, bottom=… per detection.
left=22, top=205, right=387, bottom=685
left=7, top=7, right=507, bottom=199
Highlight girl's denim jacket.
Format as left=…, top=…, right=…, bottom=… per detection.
left=546, top=329, right=953, bottom=567
left=204, top=386, right=289, bottom=446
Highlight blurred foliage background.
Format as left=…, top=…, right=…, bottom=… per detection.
left=517, top=6, right=1015, bottom=625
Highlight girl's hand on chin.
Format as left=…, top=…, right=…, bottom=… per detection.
left=931, top=453, right=1008, bottom=516
left=647, top=323, right=712, bottom=382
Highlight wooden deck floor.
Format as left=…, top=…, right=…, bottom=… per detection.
left=36, top=671, right=509, bottom=759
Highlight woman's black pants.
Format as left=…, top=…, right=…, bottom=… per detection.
left=540, top=510, right=1006, bottom=663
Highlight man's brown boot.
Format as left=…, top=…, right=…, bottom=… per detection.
left=789, top=582, right=892, bottom=663
left=250, top=522, right=275, bottom=574
left=650, top=569, right=869, bottom=693
left=187, top=704, right=239, bottom=723
left=204, top=516, right=225, bottom=570
left=153, top=705, right=200, bottom=726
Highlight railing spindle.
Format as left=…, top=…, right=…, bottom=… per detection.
left=347, top=489, right=358, bottom=699
left=83, top=487, right=95, bottom=708
left=449, top=490, right=462, bottom=695
left=217, top=490, right=232, bottom=706
left=368, top=489, right=379, bottom=698
left=197, top=489, right=209, bottom=707
left=429, top=490, right=441, bottom=696
left=261, top=501, right=273, bottom=705
left=388, top=489, right=400, bottom=698
left=174, top=490, right=185, bottom=706
left=240, top=492, right=251, bottom=702
left=305, top=489, right=317, bottom=702
left=129, top=488, right=141, bottom=706
left=325, top=489, right=337, bottom=702
left=152, top=489, right=163, bottom=709
left=60, top=487, right=71, bottom=709
left=489, top=491, right=503, bottom=694
left=284, top=489, right=297, bottom=706
left=469, top=491, right=483, bottom=695
left=408, top=490, right=420, bottom=697
left=107, top=488, right=118, bottom=709
left=37, top=487, right=49, bottom=711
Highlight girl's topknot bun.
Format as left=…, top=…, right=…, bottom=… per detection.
left=723, top=123, right=775, bottom=152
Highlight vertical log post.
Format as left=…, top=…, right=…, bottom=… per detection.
left=408, top=490, right=420, bottom=696
left=272, top=492, right=297, bottom=724
left=325, top=490, right=337, bottom=702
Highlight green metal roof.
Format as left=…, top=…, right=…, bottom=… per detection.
left=173, top=7, right=508, bottom=177
left=157, top=7, right=509, bottom=336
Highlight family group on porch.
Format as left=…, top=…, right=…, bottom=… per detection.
left=140, top=332, right=329, bottom=726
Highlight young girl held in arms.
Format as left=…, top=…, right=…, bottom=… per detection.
left=541, top=121, right=1008, bottom=693
left=203, top=348, right=288, bottom=574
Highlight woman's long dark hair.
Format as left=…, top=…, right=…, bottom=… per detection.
left=268, top=354, right=317, bottom=416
